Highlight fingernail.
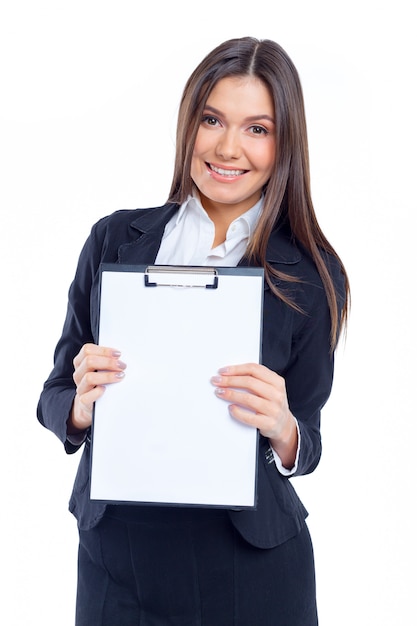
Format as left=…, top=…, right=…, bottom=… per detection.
left=215, top=387, right=225, bottom=395
left=211, top=375, right=222, bottom=384
left=112, top=350, right=122, bottom=357
left=218, top=367, right=230, bottom=374
left=115, top=371, right=125, bottom=379
left=117, top=360, right=127, bottom=369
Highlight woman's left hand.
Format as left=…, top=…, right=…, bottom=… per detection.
left=211, top=363, right=298, bottom=469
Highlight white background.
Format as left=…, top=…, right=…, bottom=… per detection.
left=1, top=1, right=415, bottom=624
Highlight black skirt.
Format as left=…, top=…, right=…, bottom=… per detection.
left=76, top=505, right=318, bottom=626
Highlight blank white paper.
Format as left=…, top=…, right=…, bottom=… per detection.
left=90, top=265, right=264, bottom=508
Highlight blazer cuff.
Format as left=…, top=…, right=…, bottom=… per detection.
left=66, top=430, right=88, bottom=446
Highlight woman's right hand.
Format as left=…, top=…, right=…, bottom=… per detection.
left=67, top=343, right=127, bottom=435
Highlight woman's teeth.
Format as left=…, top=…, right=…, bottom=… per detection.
left=210, top=164, right=246, bottom=177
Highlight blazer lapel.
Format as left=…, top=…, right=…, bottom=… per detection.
left=117, top=203, right=179, bottom=265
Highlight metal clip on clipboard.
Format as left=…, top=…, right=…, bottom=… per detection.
left=144, top=266, right=219, bottom=289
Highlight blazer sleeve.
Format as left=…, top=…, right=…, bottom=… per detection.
left=36, top=220, right=106, bottom=453
left=285, top=288, right=333, bottom=476
left=281, top=256, right=345, bottom=477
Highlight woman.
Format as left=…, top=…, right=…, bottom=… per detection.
left=38, top=37, right=349, bottom=625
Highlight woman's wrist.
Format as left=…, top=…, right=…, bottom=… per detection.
left=67, top=397, right=91, bottom=435
left=269, top=413, right=298, bottom=470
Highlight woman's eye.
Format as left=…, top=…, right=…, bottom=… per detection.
left=202, top=115, right=219, bottom=126
left=250, top=125, right=268, bottom=135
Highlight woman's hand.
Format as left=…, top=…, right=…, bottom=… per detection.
left=67, top=343, right=127, bottom=435
left=211, top=363, right=298, bottom=469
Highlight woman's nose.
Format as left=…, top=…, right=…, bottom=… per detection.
left=215, top=128, right=242, bottom=160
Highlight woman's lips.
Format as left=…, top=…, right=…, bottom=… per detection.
left=207, top=163, right=248, bottom=178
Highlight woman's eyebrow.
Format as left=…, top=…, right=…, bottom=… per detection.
left=245, top=114, right=275, bottom=124
left=203, top=104, right=275, bottom=124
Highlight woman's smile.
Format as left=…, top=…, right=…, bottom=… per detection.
left=206, top=162, right=249, bottom=179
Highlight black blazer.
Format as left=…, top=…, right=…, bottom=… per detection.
left=37, top=203, right=344, bottom=549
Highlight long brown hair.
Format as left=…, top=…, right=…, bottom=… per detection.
left=168, top=37, right=350, bottom=350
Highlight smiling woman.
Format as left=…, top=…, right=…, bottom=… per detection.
left=191, top=76, right=276, bottom=241
left=37, top=36, right=350, bottom=626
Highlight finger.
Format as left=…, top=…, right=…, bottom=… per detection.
left=76, top=368, right=126, bottom=396
left=214, top=385, right=273, bottom=416
left=75, top=354, right=126, bottom=378
left=73, top=343, right=121, bottom=370
left=73, top=354, right=126, bottom=387
left=217, top=363, right=279, bottom=385
left=211, top=373, right=286, bottom=412
left=228, top=402, right=261, bottom=426
left=77, top=384, right=107, bottom=411
left=227, top=403, right=282, bottom=440
left=212, top=373, right=272, bottom=398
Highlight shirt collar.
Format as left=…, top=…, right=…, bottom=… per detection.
left=176, top=191, right=264, bottom=239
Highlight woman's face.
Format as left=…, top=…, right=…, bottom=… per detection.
left=191, top=75, right=276, bottom=220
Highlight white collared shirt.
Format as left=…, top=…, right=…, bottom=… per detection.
left=155, top=193, right=300, bottom=476
left=155, top=193, right=262, bottom=266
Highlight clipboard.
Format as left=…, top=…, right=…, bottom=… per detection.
left=90, top=264, right=264, bottom=508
